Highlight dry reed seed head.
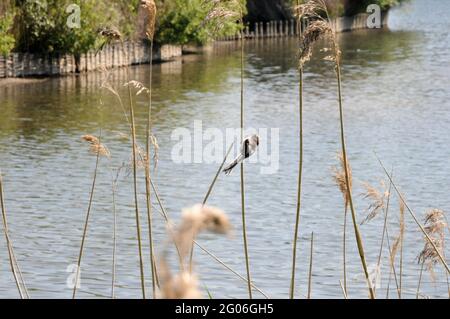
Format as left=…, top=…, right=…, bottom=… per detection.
left=299, top=20, right=333, bottom=68
left=418, top=209, right=447, bottom=279
left=82, top=134, right=99, bottom=145
left=98, top=27, right=122, bottom=41
left=294, top=0, right=328, bottom=20
left=124, top=80, right=150, bottom=96
left=160, top=271, right=202, bottom=299
left=81, top=135, right=111, bottom=158
left=140, top=0, right=157, bottom=41
left=157, top=256, right=202, bottom=299
left=332, top=152, right=352, bottom=208
left=173, top=204, right=231, bottom=261
left=202, top=0, right=244, bottom=33
left=361, top=181, right=389, bottom=224
left=182, top=204, right=231, bottom=235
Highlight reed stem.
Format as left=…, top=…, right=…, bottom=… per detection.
left=72, top=134, right=101, bottom=299
left=377, top=156, right=450, bottom=274
left=125, top=57, right=146, bottom=299
left=145, top=38, right=158, bottom=299
left=416, top=261, right=424, bottom=299
left=335, top=64, right=375, bottom=299
left=239, top=26, right=252, bottom=299
left=342, top=206, right=348, bottom=296
left=374, top=171, right=393, bottom=297
left=307, top=232, right=314, bottom=299
left=290, top=66, right=303, bottom=299
left=110, top=167, right=118, bottom=299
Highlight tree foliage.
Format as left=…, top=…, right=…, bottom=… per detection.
left=0, top=11, right=15, bottom=56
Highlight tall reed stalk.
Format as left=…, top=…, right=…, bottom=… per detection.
left=125, top=50, right=146, bottom=299
left=239, top=23, right=252, bottom=299
left=109, top=167, right=119, bottom=298
left=307, top=232, right=314, bottom=299
left=333, top=153, right=352, bottom=296
left=72, top=134, right=102, bottom=299
left=0, top=170, right=29, bottom=298
left=142, top=0, right=158, bottom=298
left=398, top=201, right=405, bottom=298
left=374, top=174, right=393, bottom=297
left=334, top=55, right=375, bottom=299
left=290, top=0, right=304, bottom=299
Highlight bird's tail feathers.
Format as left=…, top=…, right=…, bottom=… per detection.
left=223, top=155, right=244, bottom=175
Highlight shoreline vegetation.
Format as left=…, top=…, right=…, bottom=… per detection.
left=0, top=0, right=403, bottom=51
left=2, top=0, right=446, bottom=301
left=0, top=0, right=399, bottom=79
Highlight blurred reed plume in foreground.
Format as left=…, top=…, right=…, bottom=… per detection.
left=158, top=204, right=231, bottom=299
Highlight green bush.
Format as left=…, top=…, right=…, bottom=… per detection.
left=9, top=0, right=244, bottom=55
left=155, top=0, right=246, bottom=45
left=14, top=0, right=137, bottom=55
left=0, top=12, right=16, bottom=56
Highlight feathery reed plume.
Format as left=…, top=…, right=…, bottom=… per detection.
left=299, top=20, right=332, bottom=68
left=0, top=170, right=29, bottom=299
left=333, top=152, right=352, bottom=208
left=376, top=156, right=450, bottom=276
left=159, top=264, right=202, bottom=299
left=73, top=132, right=104, bottom=298
left=361, top=181, right=389, bottom=225
left=202, top=0, right=243, bottom=33
left=418, top=209, right=447, bottom=281
left=140, top=0, right=157, bottom=41
left=416, top=209, right=448, bottom=298
left=158, top=204, right=231, bottom=299
left=96, top=27, right=122, bottom=53
left=175, top=204, right=231, bottom=263
left=82, top=135, right=111, bottom=158
left=332, top=152, right=352, bottom=296
left=98, top=27, right=122, bottom=41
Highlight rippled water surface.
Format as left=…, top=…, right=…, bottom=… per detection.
left=1, top=0, right=449, bottom=298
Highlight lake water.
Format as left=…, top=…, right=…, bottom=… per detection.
left=0, top=0, right=449, bottom=299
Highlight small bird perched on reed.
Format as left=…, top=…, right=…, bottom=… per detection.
left=223, top=134, right=259, bottom=175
